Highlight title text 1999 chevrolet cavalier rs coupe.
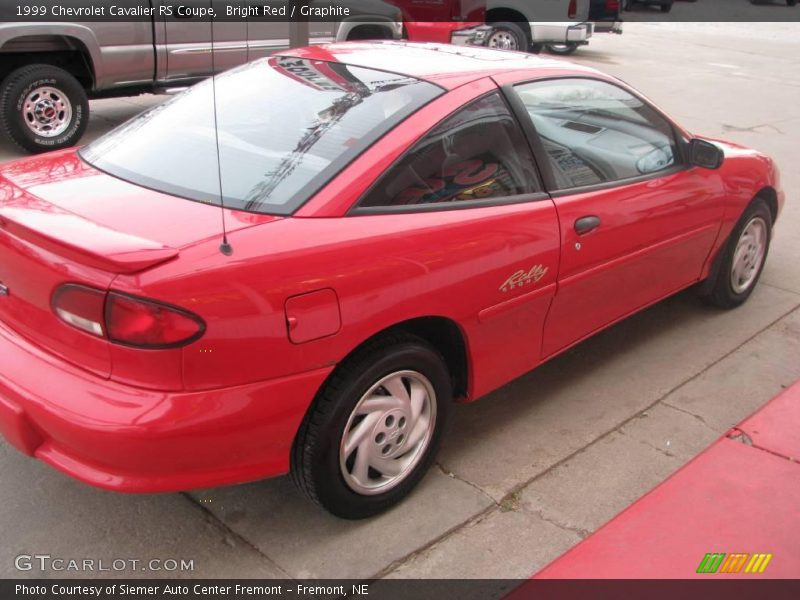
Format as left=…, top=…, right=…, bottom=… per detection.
left=0, top=42, right=783, bottom=518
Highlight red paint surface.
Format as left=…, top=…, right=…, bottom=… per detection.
left=533, top=381, right=800, bottom=579
left=404, top=22, right=484, bottom=44
left=0, top=43, right=785, bottom=492
left=285, top=289, right=342, bottom=344
left=737, top=383, right=800, bottom=462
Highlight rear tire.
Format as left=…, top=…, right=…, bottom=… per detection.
left=661, top=2, right=673, bottom=12
left=0, top=64, right=89, bottom=154
left=291, top=333, right=451, bottom=519
left=699, top=199, right=772, bottom=309
left=546, top=43, right=580, bottom=55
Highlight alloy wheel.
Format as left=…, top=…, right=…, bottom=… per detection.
left=339, top=370, right=437, bottom=496
left=730, top=216, right=768, bottom=294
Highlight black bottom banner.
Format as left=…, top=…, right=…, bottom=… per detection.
left=4, top=579, right=800, bottom=600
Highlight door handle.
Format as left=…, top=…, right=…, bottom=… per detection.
left=574, top=215, right=601, bottom=235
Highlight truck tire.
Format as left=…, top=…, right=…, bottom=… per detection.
left=546, top=42, right=580, bottom=55
left=0, top=64, right=89, bottom=154
left=486, top=22, right=529, bottom=52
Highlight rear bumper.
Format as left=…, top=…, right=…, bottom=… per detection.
left=531, top=22, right=594, bottom=44
left=0, top=319, right=332, bottom=492
left=593, top=21, right=624, bottom=34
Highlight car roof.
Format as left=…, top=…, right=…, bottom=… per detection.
left=278, top=41, right=605, bottom=89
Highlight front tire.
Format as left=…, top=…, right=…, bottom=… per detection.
left=486, top=22, right=529, bottom=52
left=700, top=199, right=772, bottom=309
left=291, top=333, right=451, bottom=519
left=0, top=64, right=89, bottom=154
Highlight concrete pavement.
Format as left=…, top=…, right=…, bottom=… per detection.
left=1, top=23, right=799, bottom=580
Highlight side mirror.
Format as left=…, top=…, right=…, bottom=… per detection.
left=688, top=139, right=724, bottom=170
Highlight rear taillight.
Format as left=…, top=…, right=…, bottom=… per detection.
left=52, top=284, right=106, bottom=337
left=451, top=0, right=462, bottom=20
left=52, top=284, right=204, bottom=349
left=568, top=0, right=577, bottom=19
left=607, top=0, right=620, bottom=11
left=106, top=292, right=204, bottom=348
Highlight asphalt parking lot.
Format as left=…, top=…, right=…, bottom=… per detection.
left=2, top=22, right=799, bottom=580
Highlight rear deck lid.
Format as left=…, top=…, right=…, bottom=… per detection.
left=0, top=151, right=277, bottom=377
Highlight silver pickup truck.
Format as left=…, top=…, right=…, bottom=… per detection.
left=0, top=1, right=401, bottom=153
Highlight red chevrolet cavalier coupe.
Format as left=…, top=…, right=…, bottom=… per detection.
left=0, top=43, right=783, bottom=518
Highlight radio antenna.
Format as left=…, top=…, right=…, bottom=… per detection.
left=210, top=1, right=233, bottom=256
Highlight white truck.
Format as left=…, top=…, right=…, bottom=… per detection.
left=485, top=0, right=594, bottom=53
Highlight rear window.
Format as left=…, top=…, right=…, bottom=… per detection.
left=80, top=57, right=442, bottom=215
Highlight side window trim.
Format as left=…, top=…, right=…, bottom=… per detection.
left=351, top=191, right=552, bottom=215
left=499, top=82, right=559, bottom=193
left=547, top=164, right=686, bottom=198
left=505, top=76, right=689, bottom=196
left=349, top=89, right=544, bottom=215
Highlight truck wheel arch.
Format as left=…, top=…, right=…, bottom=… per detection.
left=0, top=29, right=100, bottom=89
left=486, top=7, right=533, bottom=47
left=345, top=25, right=394, bottom=41
left=336, top=20, right=400, bottom=42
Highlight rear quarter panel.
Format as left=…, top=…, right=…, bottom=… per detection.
left=116, top=202, right=560, bottom=399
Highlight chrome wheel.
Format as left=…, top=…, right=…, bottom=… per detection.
left=488, top=30, right=519, bottom=51
left=730, top=216, right=767, bottom=294
left=22, top=86, right=72, bottom=138
left=340, top=370, right=436, bottom=496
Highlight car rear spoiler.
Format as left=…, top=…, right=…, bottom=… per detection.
left=0, top=205, right=179, bottom=274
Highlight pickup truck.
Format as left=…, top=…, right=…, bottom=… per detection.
left=0, top=0, right=402, bottom=154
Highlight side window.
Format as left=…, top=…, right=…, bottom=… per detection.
left=514, top=78, right=680, bottom=190
left=359, top=92, right=541, bottom=208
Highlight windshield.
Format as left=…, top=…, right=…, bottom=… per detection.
left=81, top=57, right=442, bottom=215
